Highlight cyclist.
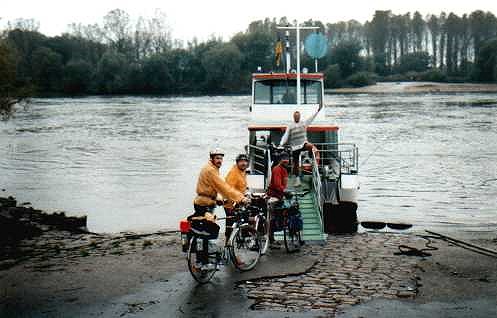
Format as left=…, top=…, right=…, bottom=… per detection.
left=224, top=153, right=249, bottom=240
left=266, top=152, right=290, bottom=248
left=193, top=148, right=249, bottom=216
left=192, top=148, right=249, bottom=267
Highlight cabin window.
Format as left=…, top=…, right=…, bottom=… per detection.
left=254, top=80, right=322, bottom=104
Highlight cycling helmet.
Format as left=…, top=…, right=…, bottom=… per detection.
left=279, top=152, right=290, bottom=161
left=209, top=148, right=224, bottom=157
left=235, top=153, right=249, bottom=162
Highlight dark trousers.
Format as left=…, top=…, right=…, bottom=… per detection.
left=192, top=204, right=215, bottom=264
left=292, top=142, right=314, bottom=176
left=193, top=204, right=215, bottom=216
left=224, top=207, right=235, bottom=240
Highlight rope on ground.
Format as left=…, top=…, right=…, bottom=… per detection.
left=394, top=235, right=438, bottom=257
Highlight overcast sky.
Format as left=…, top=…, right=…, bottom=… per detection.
left=2, top=0, right=496, bottom=41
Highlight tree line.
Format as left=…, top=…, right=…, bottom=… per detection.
left=1, top=9, right=497, bottom=109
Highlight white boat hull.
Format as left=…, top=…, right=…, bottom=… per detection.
left=339, top=174, right=359, bottom=204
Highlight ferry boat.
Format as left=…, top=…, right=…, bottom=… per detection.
left=246, top=23, right=359, bottom=241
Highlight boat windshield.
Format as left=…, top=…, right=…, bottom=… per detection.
left=254, top=79, right=322, bottom=104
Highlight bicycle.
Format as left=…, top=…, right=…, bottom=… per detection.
left=179, top=203, right=262, bottom=284
left=270, top=190, right=308, bottom=253
left=248, top=193, right=270, bottom=256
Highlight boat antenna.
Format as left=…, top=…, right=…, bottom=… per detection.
left=277, top=21, right=319, bottom=106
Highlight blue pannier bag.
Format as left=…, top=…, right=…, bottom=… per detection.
left=288, top=214, right=303, bottom=231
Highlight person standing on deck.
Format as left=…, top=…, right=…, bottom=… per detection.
left=224, top=154, right=249, bottom=239
left=279, top=102, right=323, bottom=187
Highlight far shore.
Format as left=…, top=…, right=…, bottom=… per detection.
left=15, top=81, right=497, bottom=100
left=327, top=81, right=497, bottom=94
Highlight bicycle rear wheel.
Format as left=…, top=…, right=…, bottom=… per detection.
left=229, top=226, right=260, bottom=271
left=187, top=236, right=217, bottom=284
left=283, top=226, right=302, bottom=253
left=255, top=215, right=270, bottom=255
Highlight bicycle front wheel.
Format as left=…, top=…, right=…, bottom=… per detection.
left=187, top=236, right=217, bottom=284
left=229, top=225, right=260, bottom=271
left=283, top=226, right=302, bottom=253
left=255, top=215, right=270, bottom=256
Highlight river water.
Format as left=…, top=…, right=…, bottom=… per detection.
left=1, top=93, right=496, bottom=234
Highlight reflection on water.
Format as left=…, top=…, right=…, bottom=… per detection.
left=1, top=93, right=496, bottom=233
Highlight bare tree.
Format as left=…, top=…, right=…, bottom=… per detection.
left=412, top=11, right=426, bottom=52
left=427, top=15, right=440, bottom=67
left=134, top=16, right=153, bottom=59
left=6, top=18, right=40, bottom=32
left=103, top=9, right=132, bottom=53
left=67, top=23, right=104, bottom=43
left=148, top=9, right=172, bottom=54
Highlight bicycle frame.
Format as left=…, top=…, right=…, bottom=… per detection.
left=189, top=212, right=254, bottom=268
left=183, top=201, right=267, bottom=283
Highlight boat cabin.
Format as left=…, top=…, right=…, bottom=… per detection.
left=250, top=72, right=326, bottom=123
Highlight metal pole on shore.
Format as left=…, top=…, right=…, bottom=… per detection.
left=426, top=230, right=497, bottom=257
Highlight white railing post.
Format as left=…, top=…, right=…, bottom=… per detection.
left=311, top=150, right=324, bottom=234
left=266, top=149, right=272, bottom=190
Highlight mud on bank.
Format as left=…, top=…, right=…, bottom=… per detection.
left=327, top=82, right=497, bottom=94
left=1, top=196, right=496, bottom=318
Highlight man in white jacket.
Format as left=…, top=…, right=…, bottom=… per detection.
left=279, top=103, right=323, bottom=186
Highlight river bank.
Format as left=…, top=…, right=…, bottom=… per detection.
left=1, top=199, right=496, bottom=317
left=327, top=81, right=497, bottom=94
left=0, top=228, right=183, bottom=317
left=339, top=236, right=497, bottom=318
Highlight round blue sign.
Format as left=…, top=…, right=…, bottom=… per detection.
left=304, top=33, right=328, bottom=59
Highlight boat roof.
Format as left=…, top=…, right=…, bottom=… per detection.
left=252, top=73, right=324, bottom=80
left=248, top=124, right=338, bottom=132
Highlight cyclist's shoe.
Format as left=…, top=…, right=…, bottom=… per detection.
left=216, top=254, right=226, bottom=268
left=235, top=256, right=245, bottom=267
left=201, top=263, right=217, bottom=271
left=249, top=245, right=260, bottom=252
left=192, top=262, right=202, bottom=273
left=270, top=241, right=282, bottom=249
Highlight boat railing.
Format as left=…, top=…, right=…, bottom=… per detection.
left=248, top=144, right=267, bottom=175
left=311, top=149, right=325, bottom=234
left=313, top=143, right=359, bottom=175
left=266, top=149, right=272, bottom=189
left=248, top=144, right=271, bottom=189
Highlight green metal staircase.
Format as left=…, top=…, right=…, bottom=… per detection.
left=298, top=187, right=327, bottom=242
left=274, top=175, right=327, bottom=243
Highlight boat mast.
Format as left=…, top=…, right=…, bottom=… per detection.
left=277, top=21, right=319, bottom=106
left=285, top=30, right=291, bottom=73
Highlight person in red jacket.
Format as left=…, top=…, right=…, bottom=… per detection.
left=266, top=153, right=290, bottom=247
left=267, top=153, right=289, bottom=199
